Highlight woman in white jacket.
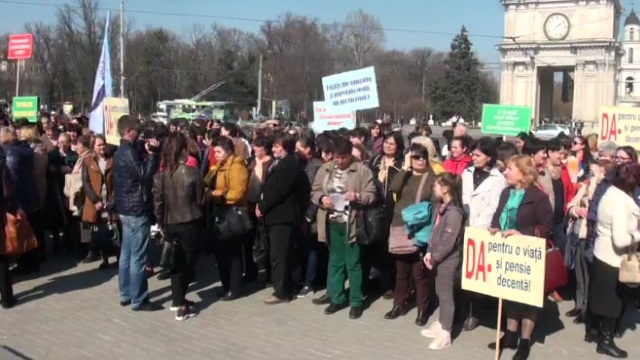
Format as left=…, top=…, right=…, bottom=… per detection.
left=460, top=137, right=507, bottom=331
left=588, top=163, right=640, bottom=358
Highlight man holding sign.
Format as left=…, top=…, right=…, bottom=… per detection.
left=463, top=155, right=553, bottom=360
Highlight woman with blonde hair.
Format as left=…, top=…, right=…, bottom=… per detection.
left=82, top=135, right=118, bottom=270
left=487, top=155, right=553, bottom=360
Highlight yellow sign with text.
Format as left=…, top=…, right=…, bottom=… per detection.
left=103, top=97, right=129, bottom=145
left=599, top=106, right=640, bottom=150
left=461, top=227, right=546, bottom=308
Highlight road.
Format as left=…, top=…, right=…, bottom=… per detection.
left=1, top=256, right=638, bottom=360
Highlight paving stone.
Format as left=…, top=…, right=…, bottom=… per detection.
left=1, top=256, right=639, bottom=360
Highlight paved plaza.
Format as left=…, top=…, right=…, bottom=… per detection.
left=1, top=255, right=638, bottom=360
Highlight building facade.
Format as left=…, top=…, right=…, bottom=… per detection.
left=498, top=0, right=622, bottom=128
left=618, top=9, right=640, bottom=106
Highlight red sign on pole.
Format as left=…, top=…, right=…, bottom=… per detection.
left=7, top=34, right=34, bottom=60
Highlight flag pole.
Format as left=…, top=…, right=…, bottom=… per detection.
left=120, top=0, right=125, bottom=97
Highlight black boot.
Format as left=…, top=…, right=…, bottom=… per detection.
left=384, top=305, right=406, bottom=320
left=488, top=330, right=518, bottom=350
left=415, top=310, right=429, bottom=326
left=597, top=333, right=628, bottom=358
left=512, top=338, right=531, bottom=360
left=584, top=313, right=599, bottom=343
left=597, top=318, right=628, bottom=358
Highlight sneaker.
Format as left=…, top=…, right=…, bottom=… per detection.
left=421, top=321, right=442, bottom=338
left=297, top=286, right=314, bottom=298
left=175, top=306, right=198, bottom=321
left=170, top=300, right=195, bottom=312
left=428, top=330, right=451, bottom=350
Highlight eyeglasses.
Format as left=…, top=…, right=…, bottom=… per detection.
left=411, top=155, right=427, bottom=160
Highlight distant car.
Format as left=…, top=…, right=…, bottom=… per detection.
left=533, top=124, right=572, bottom=140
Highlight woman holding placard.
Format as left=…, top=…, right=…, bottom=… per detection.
left=487, top=155, right=553, bottom=360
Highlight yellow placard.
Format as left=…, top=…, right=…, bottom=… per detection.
left=103, top=97, right=130, bottom=145
left=599, top=106, right=640, bottom=150
left=461, top=227, right=546, bottom=308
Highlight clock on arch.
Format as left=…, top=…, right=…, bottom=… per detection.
left=544, top=13, right=570, bottom=41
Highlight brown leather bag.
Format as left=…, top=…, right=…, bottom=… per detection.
left=388, top=173, right=429, bottom=255
left=2, top=213, right=39, bottom=256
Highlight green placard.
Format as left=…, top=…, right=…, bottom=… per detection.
left=12, top=96, right=39, bottom=123
left=481, top=104, right=532, bottom=137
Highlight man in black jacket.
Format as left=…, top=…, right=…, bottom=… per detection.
left=113, top=115, right=161, bottom=311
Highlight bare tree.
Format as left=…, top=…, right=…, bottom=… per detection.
left=5, top=3, right=499, bottom=120
left=343, top=9, right=384, bottom=69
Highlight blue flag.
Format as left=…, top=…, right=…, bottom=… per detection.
left=89, top=12, right=113, bottom=135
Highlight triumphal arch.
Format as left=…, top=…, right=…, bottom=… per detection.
left=498, top=0, right=622, bottom=127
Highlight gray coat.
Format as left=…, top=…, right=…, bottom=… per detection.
left=428, top=204, right=465, bottom=267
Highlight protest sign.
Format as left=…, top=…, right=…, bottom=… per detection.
left=600, top=106, right=640, bottom=150
left=103, top=97, right=129, bottom=145
left=481, top=104, right=532, bottom=137
left=461, top=227, right=546, bottom=308
left=312, top=101, right=356, bottom=133
left=321, top=66, right=379, bottom=112
left=11, top=96, right=38, bottom=122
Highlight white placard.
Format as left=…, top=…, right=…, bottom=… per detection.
left=312, top=101, right=356, bottom=133
left=321, top=66, right=379, bottom=112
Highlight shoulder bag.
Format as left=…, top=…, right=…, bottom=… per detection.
left=540, top=227, right=569, bottom=293
left=215, top=162, right=252, bottom=241
left=252, top=219, right=269, bottom=265
left=400, top=173, right=433, bottom=247
left=2, top=213, right=38, bottom=256
left=619, top=236, right=640, bottom=287
left=389, top=173, right=430, bottom=254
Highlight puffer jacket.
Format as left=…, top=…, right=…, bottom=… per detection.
left=443, top=155, right=472, bottom=175
left=3, top=140, right=39, bottom=213
left=113, top=139, right=159, bottom=217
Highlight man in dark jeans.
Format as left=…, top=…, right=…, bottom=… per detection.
left=113, top=115, right=161, bottom=311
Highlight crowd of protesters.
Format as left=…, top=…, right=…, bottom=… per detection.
left=0, top=113, right=639, bottom=359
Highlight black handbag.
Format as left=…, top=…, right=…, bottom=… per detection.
left=357, top=207, right=389, bottom=245
left=215, top=206, right=252, bottom=241
left=252, top=220, right=269, bottom=265
left=212, top=162, right=252, bottom=241
left=90, top=220, right=120, bottom=254
left=159, top=235, right=177, bottom=270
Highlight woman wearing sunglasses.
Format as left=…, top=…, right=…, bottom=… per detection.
left=386, top=143, right=438, bottom=327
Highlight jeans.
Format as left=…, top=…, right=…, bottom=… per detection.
left=118, top=215, right=151, bottom=308
left=302, top=230, right=327, bottom=288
